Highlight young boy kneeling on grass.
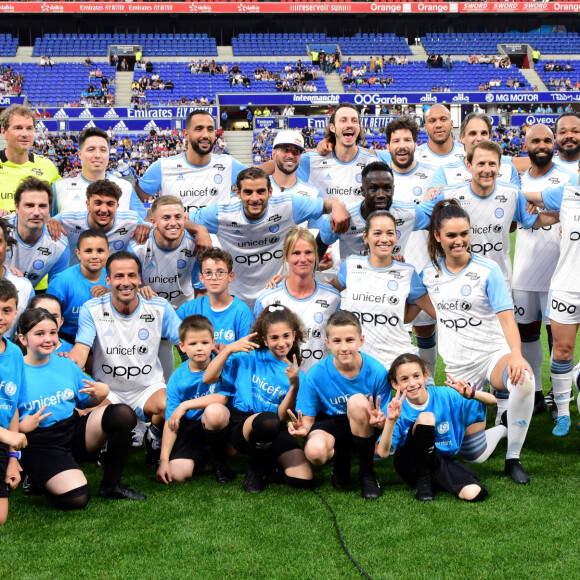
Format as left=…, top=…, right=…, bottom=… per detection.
left=288, top=310, right=390, bottom=499
left=157, top=315, right=234, bottom=485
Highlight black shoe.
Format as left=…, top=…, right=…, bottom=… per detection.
left=359, top=473, right=382, bottom=499
left=545, top=389, right=558, bottom=422
left=243, top=468, right=265, bottom=493
left=330, top=470, right=352, bottom=491
left=212, top=459, right=234, bottom=484
left=98, top=481, right=146, bottom=500
left=144, top=428, right=161, bottom=466
left=504, top=458, right=530, bottom=485
left=532, top=391, right=547, bottom=416
left=415, top=476, right=434, bottom=501
left=22, top=474, right=42, bottom=497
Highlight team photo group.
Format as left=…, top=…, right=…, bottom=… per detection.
left=1, top=100, right=579, bottom=524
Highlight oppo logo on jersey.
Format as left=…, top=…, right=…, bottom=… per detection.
left=102, top=364, right=153, bottom=378
left=235, top=249, right=284, bottom=265
left=439, top=317, right=482, bottom=331
left=471, top=241, right=503, bottom=255
left=354, top=311, right=399, bottom=327
left=301, top=348, right=324, bottom=361
left=156, top=289, right=182, bottom=302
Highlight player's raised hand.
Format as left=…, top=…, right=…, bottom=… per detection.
left=287, top=409, right=308, bottom=438
left=445, top=373, right=475, bottom=399
left=138, top=285, right=158, bottom=300
left=230, top=332, right=260, bottom=354
left=91, top=284, right=110, bottom=298
left=368, top=395, right=386, bottom=428
left=19, top=405, right=53, bottom=433
left=132, top=224, right=152, bottom=244
left=386, top=388, right=406, bottom=422
left=47, top=218, right=66, bottom=241
left=424, top=185, right=444, bottom=201
left=265, top=274, right=285, bottom=289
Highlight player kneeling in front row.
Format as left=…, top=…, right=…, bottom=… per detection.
left=157, top=315, right=234, bottom=485
left=377, top=354, right=505, bottom=502
left=289, top=311, right=390, bottom=499
left=18, top=308, right=145, bottom=508
left=203, top=305, right=314, bottom=493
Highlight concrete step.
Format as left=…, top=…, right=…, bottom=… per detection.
left=224, top=130, right=254, bottom=165
left=521, top=67, right=546, bottom=91
left=323, top=72, right=344, bottom=94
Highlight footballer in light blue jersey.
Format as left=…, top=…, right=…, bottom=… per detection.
left=166, top=360, right=234, bottom=422
left=177, top=295, right=254, bottom=345
left=297, top=351, right=391, bottom=417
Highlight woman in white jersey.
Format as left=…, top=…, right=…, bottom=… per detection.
left=255, top=227, right=340, bottom=371
left=418, top=199, right=535, bottom=485
left=329, top=210, right=435, bottom=372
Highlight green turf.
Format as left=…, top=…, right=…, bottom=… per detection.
left=3, top=235, right=578, bottom=579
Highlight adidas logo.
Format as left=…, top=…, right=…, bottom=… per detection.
left=146, top=262, right=156, bottom=269
left=144, top=120, right=158, bottom=130
left=176, top=175, right=185, bottom=181
left=233, top=229, right=242, bottom=235
left=79, top=109, right=94, bottom=119
left=324, top=173, right=332, bottom=180
left=83, top=121, right=96, bottom=129
left=104, top=329, right=114, bottom=337
left=104, top=108, right=119, bottom=119
left=54, top=108, right=68, bottom=119
left=512, top=420, right=528, bottom=428
left=114, top=120, right=128, bottom=131
left=73, top=194, right=81, bottom=200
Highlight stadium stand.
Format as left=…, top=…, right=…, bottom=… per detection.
left=421, top=32, right=580, bottom=56
left=32, top=34, right=217, bottom=57
left=0, top=34, right=18, bottom=58
left=537, top=60, right=580, bottom=90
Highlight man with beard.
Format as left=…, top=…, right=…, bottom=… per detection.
left=553, top=112, right=580, bottom=176
left=428, top=113, right=519, bottom=189
left=378, top=117, right=439, bottom=376
left=136, top=110, right=247, bottom=213
left=513, top=124, right=574, bottom=420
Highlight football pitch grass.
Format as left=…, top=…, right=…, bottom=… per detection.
left=2, top=328, right=579, bottom=580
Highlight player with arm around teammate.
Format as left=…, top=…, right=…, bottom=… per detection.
left=157, top=315, right=234, bottom=486
left=419, top=199, right=535, bottom=484
left=255, top=227, right=340, bottom=371
left=377, top=353, right=501, bottom=502
left=203, top=305, right=313, bottom=493
left=288, top=311, right=390, bottom=499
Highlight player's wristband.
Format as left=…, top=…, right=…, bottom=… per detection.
left=7, top=451, right=21, bottom=460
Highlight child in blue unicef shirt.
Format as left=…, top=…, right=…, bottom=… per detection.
left=28, top=294, right=73, bottom=354
left=377, top=353, right=503, bottom=503
left=17, top=308, right=146, bottom=510
left=0, top=279, right=29, bottom=524
left=177, top=248, right=254, bottom=351
left=157, top=315, right=234, bottom=486
left=289, top=310, right=390, bottom=499
left=203, top=304, right=314, bottom=493
left=46, top=229, right=110, bottom=344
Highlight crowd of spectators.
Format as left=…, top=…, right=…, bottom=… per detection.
left=467, top=54, right=512, bottom=67
left=0, top=64, right=24, bottom=96
left=543, top=61, right=575, bottom=72
left=546, top=76, right=580, bottom=90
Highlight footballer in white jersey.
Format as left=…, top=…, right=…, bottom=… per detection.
left=75, top=293, right=181, bottom=397
left=138, top=152, right=246, bottom=213
left=513, top=165, right=572, bottom=299
left=191, top=193, right=325, bottom=308
left=421, top=255, right=513, bottom=386
left=254, top=280, right=340, bottom=370
left=338, top=254, right=428, bottom=371
left=296, top=148, right=376, bottom=203
left=421, top=181, right=539, bottom=290
left=5, top=215, right=70, bottom=287
left=429, top=157, right=520, bottom=190
left=52, top=173, right=144, bottom=218
left=128, top=230, right=199, bottom=309
left=271, top=176, right=323, bottom=229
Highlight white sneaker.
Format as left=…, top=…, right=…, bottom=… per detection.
left=132, top=420, right=147, bottom=447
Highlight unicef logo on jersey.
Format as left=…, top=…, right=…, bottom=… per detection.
left=387, top=280, right=399, bottom=291
left=437, top=421, right=450, bottom=435
left=3, top=381, right=17, bottom=397
left=138, top=329, right=149, bottom=340
left=113, top=240, right=125, bottom=250
left=224, top=330, right=235, bottom=341
left=33, top=259, right=44, bottom=270
left=314, top=312, right=324, bottom=324
left=210, top=188, right=219, bottom=196
left=62, top=388, right=75, bottom=401
left=495, top=208, right=504, bottom=219
left=269, top=224, right=280, bottom=233
left=413, top=186, right=422, bottom=197
left=461, top=284, right=471, bottom=296
left=214, top=174, right=223, bottom=185
left=177, top=259, right=186, bottom=269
